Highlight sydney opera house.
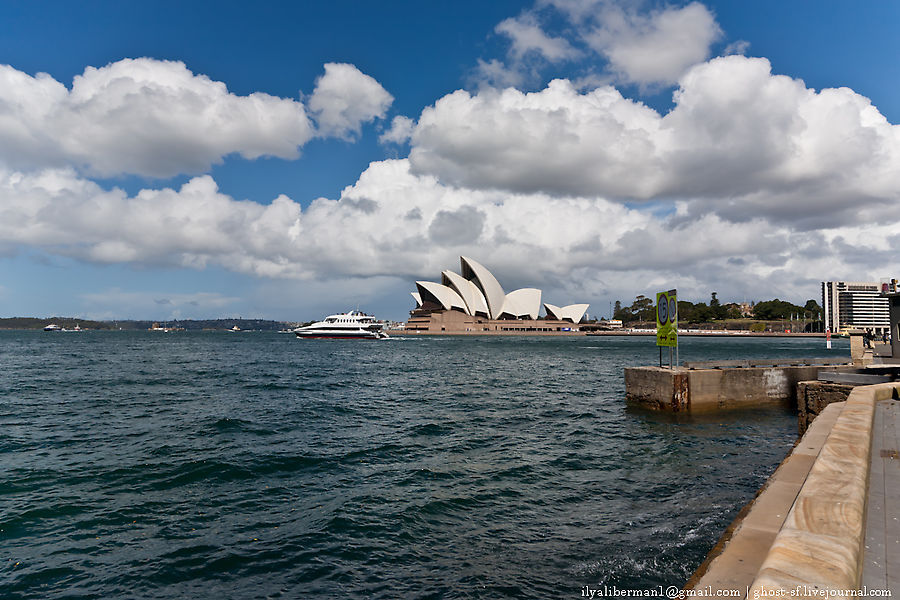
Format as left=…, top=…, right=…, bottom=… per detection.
left=406, top=256, right=589, bottom=333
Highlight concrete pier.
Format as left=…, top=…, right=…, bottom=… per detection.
left=625, top=359, right=852, bottom=413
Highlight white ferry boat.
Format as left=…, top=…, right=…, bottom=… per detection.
left=294, top=311, right=389, bottom=340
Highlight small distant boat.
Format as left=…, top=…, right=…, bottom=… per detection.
left=294, top=311, right=389, bottom=340
left=229, top=325, right=241, bottom=332
left=43, top=323, right=61, bottom=331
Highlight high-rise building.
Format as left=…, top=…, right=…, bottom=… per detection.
left=821, top=281, right=890, bottom=334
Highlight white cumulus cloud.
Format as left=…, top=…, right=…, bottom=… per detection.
left=471, top=58, right=527, bottom=89
left=379, top=115, right=415, bottom=145
left=308, top=62, right=394, bottom=140
left=0, top=58, right=315, bottom=178
left=583, top=1, right=722, bottom=88
left=409, top=80, right=665, bottom=199
left=496, top=14, right=581, bottom=63
left=405, top=55, right=900, bottom=228
left=476, top=2, right=726, bottom=93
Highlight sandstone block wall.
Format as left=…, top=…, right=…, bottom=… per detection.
left=796, top=381, right=855, bottom=436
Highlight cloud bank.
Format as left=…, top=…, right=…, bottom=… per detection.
left=1, top=156, right=897, bottom=305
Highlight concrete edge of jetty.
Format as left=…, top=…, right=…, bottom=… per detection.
left=624, top=359, right=856, bottom=414
left=684, top=381, right=899, bottom=596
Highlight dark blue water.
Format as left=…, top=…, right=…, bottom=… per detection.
left=0, top=332, right=848, bottom=599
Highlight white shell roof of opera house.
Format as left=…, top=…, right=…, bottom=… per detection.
left=411, top=256, right=588, bottom=322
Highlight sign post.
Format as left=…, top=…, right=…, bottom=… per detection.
left=656, top=289, right=678, bottom=369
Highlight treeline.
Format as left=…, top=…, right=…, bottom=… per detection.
left=613, top=293, right=823, bottom=325
left=0, top=317, right=113, bottom=330
left=0, top=318, right=292, bottom=331
left=118, top=319, right=289, bottom=331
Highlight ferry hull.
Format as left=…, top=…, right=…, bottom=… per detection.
left=294, top=331, right=386, bottom=340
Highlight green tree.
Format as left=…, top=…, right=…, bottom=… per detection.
left=630, top=295, right=655, bottom=321
left=724, top=303, right=743, bottom=319
left=804, top=299, right=822, bottom=313
left=692, top=302, right=713, bottom=322
left=709, top=291, right=728, bottom=320
left=752, top=299, right=805, bottom=320
left=677, top=300, right=696, bottom=323
left=614, top=295, right=657, bottom=323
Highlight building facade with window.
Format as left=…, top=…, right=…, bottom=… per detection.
left=821, top=280, right=890, bottom=335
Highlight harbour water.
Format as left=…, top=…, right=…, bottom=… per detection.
left=1, top=332, right=848, bottom=599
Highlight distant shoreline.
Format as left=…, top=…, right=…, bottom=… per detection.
left=393, top=330, right=828, bottom=338
left=0, top=317, right=294, bottom=332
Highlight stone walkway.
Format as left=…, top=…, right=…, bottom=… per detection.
left=862, top=398, right=900, bottom=592
left=689, top=389, right=900, bottom=595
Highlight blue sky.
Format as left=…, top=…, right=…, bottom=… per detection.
left=1, top=1, right=899, bottom=321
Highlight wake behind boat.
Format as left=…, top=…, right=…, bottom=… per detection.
left=294, top=311, right=389, bottom=340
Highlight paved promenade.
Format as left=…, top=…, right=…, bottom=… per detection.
left=862, top=398, right=900, bottom=591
